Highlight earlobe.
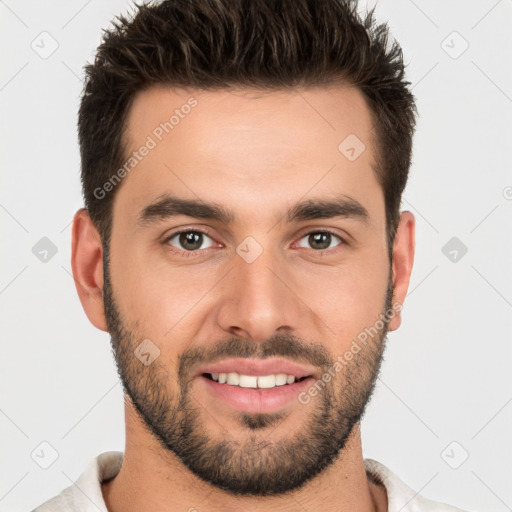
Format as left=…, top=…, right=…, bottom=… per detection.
left=388, top=211, right=415, bottom=332
left=71, top=208, right=108, bottom=332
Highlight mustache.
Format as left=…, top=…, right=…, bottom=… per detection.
left=177, top=333, right=333, bottom=383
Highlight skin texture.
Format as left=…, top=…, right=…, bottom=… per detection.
left=71, top=84, right=415, bottom=512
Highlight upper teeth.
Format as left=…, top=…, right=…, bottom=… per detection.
left=210, top=372, right=297, bottom=388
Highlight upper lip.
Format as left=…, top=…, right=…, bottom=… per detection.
left=196, top=358, right=318, bottom=380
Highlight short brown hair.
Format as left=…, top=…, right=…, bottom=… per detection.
left=78, top=0, right=417, bottom=256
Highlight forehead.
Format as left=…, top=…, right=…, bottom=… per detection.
left=116, top=84, right=382, bottom=228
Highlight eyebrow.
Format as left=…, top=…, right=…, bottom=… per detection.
left=135, top=192, right=370, bottom=228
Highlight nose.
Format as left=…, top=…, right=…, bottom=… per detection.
left=215, top=241, right=303, bottom=342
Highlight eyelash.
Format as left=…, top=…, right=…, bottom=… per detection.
left=161, top=228, right=347, bottom=258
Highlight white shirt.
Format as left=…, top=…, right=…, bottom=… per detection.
left=32, top=451, right=470, bottom=512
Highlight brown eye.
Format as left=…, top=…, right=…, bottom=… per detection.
left=165, top=230, right=214, bottom=252
left=296, top=231, right=344, bottom=251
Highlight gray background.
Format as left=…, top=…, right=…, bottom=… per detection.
left=1, top=1, right=511, bottom=510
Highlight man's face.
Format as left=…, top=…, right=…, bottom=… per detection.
left=103, top=85, right=394, bottom=495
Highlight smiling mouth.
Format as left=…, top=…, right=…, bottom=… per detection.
left=202, top=372, right=311, bottom=389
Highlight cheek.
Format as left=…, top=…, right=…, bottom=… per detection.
left=304, top=256, right=389, bottom=347
left=110, top=246, right=212, bottom=354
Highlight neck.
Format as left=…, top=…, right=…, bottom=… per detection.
left=101, top=401, right=387, bottom=512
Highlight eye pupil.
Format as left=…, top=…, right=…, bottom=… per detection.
left=180, top=232, right=203, bottom=251
left=309, top=232, right=331, bottom=250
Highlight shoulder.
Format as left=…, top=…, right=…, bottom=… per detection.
left=31, top=451, right=124, bottom=512
left=364, top=458, right=474, bottom=512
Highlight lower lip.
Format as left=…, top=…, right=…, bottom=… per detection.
left=198, top=375, right=315, bottom=414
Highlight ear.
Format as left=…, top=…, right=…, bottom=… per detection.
left=388, top=211, right=415, bottom=331
left=71, top=208, right=108, bottom=331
